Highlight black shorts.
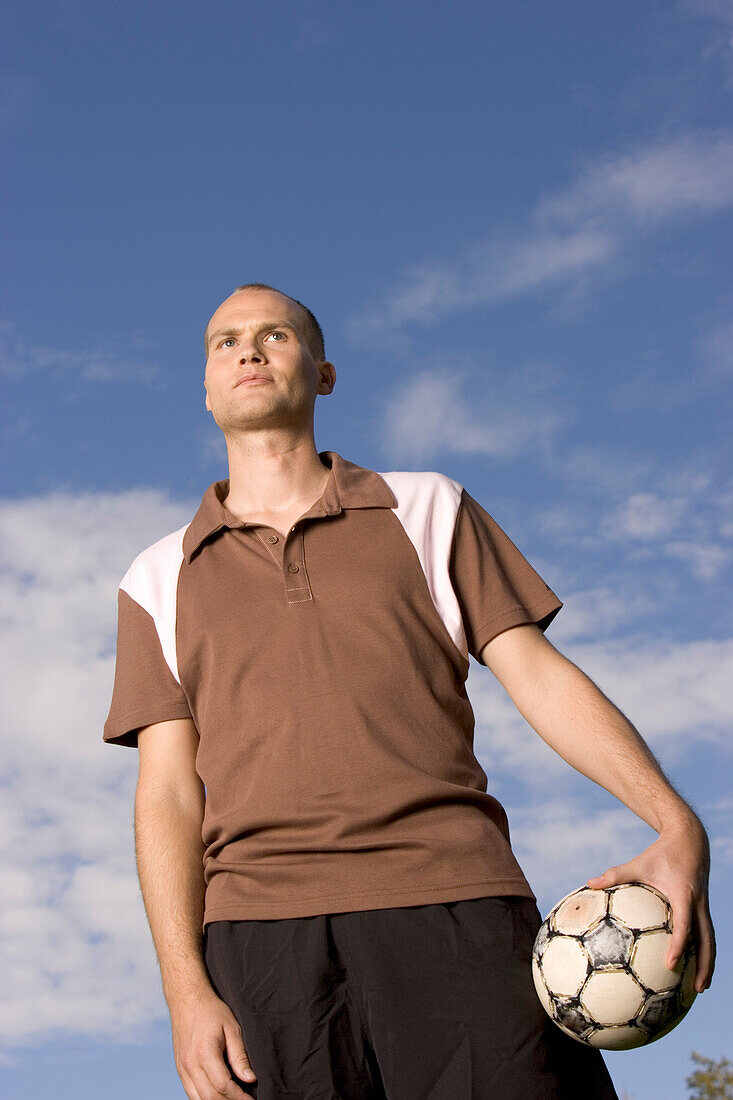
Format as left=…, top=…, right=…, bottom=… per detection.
left=203, top=896, right=618, bottom=1100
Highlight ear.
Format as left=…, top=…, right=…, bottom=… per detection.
left=320, top=361, right=336, bottom=393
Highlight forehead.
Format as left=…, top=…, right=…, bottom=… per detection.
left=207, top=290, right=304, bottom=334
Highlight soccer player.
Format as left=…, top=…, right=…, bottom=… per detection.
left=104, top=283, right=715, bottom=1100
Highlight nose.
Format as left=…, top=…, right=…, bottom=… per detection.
left=239, top=347, right=265, bottom=364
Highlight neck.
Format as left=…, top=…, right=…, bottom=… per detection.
left=221, top=433, right=330, bottom=515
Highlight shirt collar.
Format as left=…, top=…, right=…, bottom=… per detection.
left=182, top=450, right=397, bottom=563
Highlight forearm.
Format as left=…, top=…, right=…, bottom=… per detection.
left=524, top=655, right=700, bottom=836
left=134, top=789, right=211, bottom=1009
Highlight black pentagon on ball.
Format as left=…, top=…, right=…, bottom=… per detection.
left=533, top=921, right=552, bottom=960
left=638, top=990, right=682, bottom=1034
left=553, top=995, right=596, bottom=1038
left=584, top=917, right=634, bottom=968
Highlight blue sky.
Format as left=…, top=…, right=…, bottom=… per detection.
left=1, top=1, right=731, bottom=1097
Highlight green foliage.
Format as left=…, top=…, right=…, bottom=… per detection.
left=687, top=1052, right=733, bottom=1100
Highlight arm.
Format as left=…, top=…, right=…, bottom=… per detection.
left=479, top=623, right=716, bottom=992
left=135, top=718, right=257, bottom=1097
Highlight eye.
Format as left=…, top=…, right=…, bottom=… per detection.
left=221, top=338, right=236, bottom=348
left=266, top=331, right=286, bottom=341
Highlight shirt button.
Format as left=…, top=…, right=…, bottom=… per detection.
left=267, top=534, right=278, bottom=543
left=288, top=563, right=300, bottom=573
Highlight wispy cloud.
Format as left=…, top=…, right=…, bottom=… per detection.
left=344, top=227, right=616, bottom=340
left=375, top=350, right=731, bottom=581
left=698, top=315, right=733, bottom=378
left=533, top=130, right=733, bottom=225
left=674, top=0, right=733, bottom=83
left=0, top=320, right=162, bottom=383
left=345, top=130, right=733, bottom=341
left=551, top=459, right=733, bottom=581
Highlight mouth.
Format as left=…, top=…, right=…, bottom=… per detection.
left=235, top=374, right=272, bottom=387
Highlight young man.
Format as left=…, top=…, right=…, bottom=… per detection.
left=104, top=283, right=715, bottom=1100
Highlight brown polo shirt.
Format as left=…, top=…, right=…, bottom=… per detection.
left=103, top=450, right=562, bottom=928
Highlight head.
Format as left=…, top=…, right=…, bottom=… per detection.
left=204, top=282, right=325, bottom=363
left=203, top=284, right=336, bottom=438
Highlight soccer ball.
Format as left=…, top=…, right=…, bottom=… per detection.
left=531, top=881, right=697, bottom=1050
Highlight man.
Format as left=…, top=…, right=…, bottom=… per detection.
left=104, top=283, right=715, bottom=1100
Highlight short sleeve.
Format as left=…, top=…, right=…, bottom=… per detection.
left=449, top=488, right=563, bottom=662
left=103, top=587, right=193, bottom=748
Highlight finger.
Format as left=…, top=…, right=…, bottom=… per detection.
left=586, top=864, right=628, bottom=889
left=178, top=1068, right=204, bottom=1100
left=665, top=896, right=692, bottom=972
left=198, top=1049, right=252, bottom=1100
left=693, top=903, right=717, bottom=993
left=224, top=1021, right=258, bottom=1084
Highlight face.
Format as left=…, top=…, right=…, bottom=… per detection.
left=203, top=289, right=335, bottom=435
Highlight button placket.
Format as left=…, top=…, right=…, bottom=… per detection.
left=284, top=524, right=312, bottom=603
left=254, top=527, right=283, bottom=566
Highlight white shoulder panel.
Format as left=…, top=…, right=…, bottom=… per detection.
left=377, top=470, right=468, bottom=661
left=119, top=523, right=189, bottom=685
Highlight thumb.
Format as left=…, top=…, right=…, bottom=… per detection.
left=587, top=865, right=627, bottom=889
left=224, top=1023, right=257, bottom=1083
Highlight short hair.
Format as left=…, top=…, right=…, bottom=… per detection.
left=205, top=282, right=326, bottom=362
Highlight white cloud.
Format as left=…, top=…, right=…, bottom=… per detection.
left=345, top=227, right=617, bottom=341
left=706, top=795, right=733, bottom=866
left=345, top=130, right=733, bottom=341
left=534, top=131, right=733, bottom=226
left=0, top=488, right=193, bottom=1056
left=469, top=631, right=733, bottom=902
left=0, top=485, right=730, bottom=1055
left=376, top=357, right=731, bottom=581
left=374, top=354, right=573, bottom=465
left=507, top=797, right=656, bottom=906
left=664, top=538, right=731, bottom=580
left=470, top=632, right=733, bottom=790
left=601, top=492, right=691, bottom=541
left=534, top=448, right=732, bottom=580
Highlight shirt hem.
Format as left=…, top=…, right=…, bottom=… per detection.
left=474, top=595, right=562, bottom=653
left=202, top=876, right=536, bottom=927
left=103, top=703, right=194, bottom=745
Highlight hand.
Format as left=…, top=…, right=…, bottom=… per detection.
left=170, top=986, right=258, bottom=1099
left=586, top=816, right=716, bottom=994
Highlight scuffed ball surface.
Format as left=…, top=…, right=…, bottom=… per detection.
left=531, top=881, right=697, bottom=1050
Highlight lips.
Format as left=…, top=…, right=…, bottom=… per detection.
left=235, top=374, right=272, bottom=386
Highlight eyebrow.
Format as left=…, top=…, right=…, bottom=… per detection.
left=207, top=320, right=299, bottom=345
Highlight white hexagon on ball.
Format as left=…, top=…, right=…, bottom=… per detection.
left=552, top=888, right=607, bottom=935
left=531, top=960, right=554, bottom=1016
left=610, top=883, right=668, bottom=930
left=587, top=1025, right=645, bottom=1051
left=631, top=929, right=678, bottom=991
left=580, top=970, right=645, bottom=1026
left=541, top=936, right=589, bottom=997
